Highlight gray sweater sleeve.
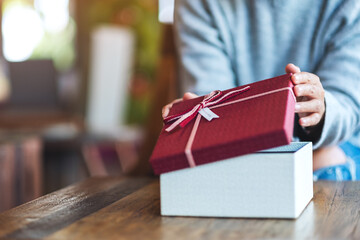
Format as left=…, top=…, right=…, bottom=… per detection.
left=310, top=2, right=360, bottom=148
left=175, top=0, right=360, bottom=149
left=174, top=0, right=236, bottom=96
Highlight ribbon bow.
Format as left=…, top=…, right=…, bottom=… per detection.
left=164, top=86, right=251, bottom=132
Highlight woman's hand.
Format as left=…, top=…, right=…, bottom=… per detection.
left=285, top=63, right=326, bottom=128
left=163, top=64, right=326, bottom=128
left=162, top=92, right=199, bottom=118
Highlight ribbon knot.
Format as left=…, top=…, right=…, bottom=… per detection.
left=164, top=86, right=251, bottom=132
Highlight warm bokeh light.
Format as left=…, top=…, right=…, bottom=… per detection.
left=34, top=0, right=70, bottom=33
left=0, top=66, right=10, bottom=101
left=2, top=4, right=44, bottom=62
left=2, top=0, right=75, bottom=70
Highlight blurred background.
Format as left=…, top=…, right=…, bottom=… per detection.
left=0, top=0, right=178, bottom=212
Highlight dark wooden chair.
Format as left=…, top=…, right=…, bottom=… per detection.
left=0, top=59, right=85, bottom=198
left=0, top=59, right=83, bottom=130
left=6, top=59, right=59, bottom=110
left=0, top=135, right=43, bottom=213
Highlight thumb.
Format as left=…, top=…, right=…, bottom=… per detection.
left=285, top=63, right=301, bottom=74
left=183, top=92, right=199, bottom=100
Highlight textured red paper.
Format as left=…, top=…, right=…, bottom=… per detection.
left=150, top=74, right=295, bottom=175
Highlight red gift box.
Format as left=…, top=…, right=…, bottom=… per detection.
left=150, top=74, right=296, bottom=175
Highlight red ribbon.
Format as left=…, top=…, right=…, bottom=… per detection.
left=164, top=86, right=251, bottom=132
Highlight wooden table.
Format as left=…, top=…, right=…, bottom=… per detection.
left=0, top=177, right=359, bottom=240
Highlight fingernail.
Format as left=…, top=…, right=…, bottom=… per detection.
left=163, top=110, right=169, bottom=118
left=295, top=104, right=301, bottom=111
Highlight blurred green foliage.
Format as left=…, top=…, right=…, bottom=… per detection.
left=31, top=19, right=77, bottom=71
left=2, top=0, right=161, bottom=125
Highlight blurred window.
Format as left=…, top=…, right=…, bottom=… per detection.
left=2, top=0, right=76, bottom=71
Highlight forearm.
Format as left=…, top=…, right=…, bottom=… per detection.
left=312, top=90, right=360, bottom=148
left=174, top=0, right=236, bottom=95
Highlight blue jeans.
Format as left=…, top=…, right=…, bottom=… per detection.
left=313, top=142, right=360, bottom=181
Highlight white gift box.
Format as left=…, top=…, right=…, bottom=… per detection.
left=160, top=142, right=313, bottom=219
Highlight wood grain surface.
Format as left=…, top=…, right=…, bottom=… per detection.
left=0, top=178, right=359, bottom=240
left=0, top=177, right=150, bottom=239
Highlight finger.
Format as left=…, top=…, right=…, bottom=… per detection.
left=291, top=72, right=320, bottom=85
left=295, top=99, right=324, bottom=114
left=171, top=98, right=183, bottom=105
left=162, top=103, right=172, bottom=118
left=299, top=112, right=323, bottom=127
left=162, top=93, right=198, bottom=118
left=285, top=63, right=301, bottom=74
left=183, top=92, right=199, bottom=100
left=162, top=98, right=183, bottom=118
left=293, top=84, right=323, bottom=99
